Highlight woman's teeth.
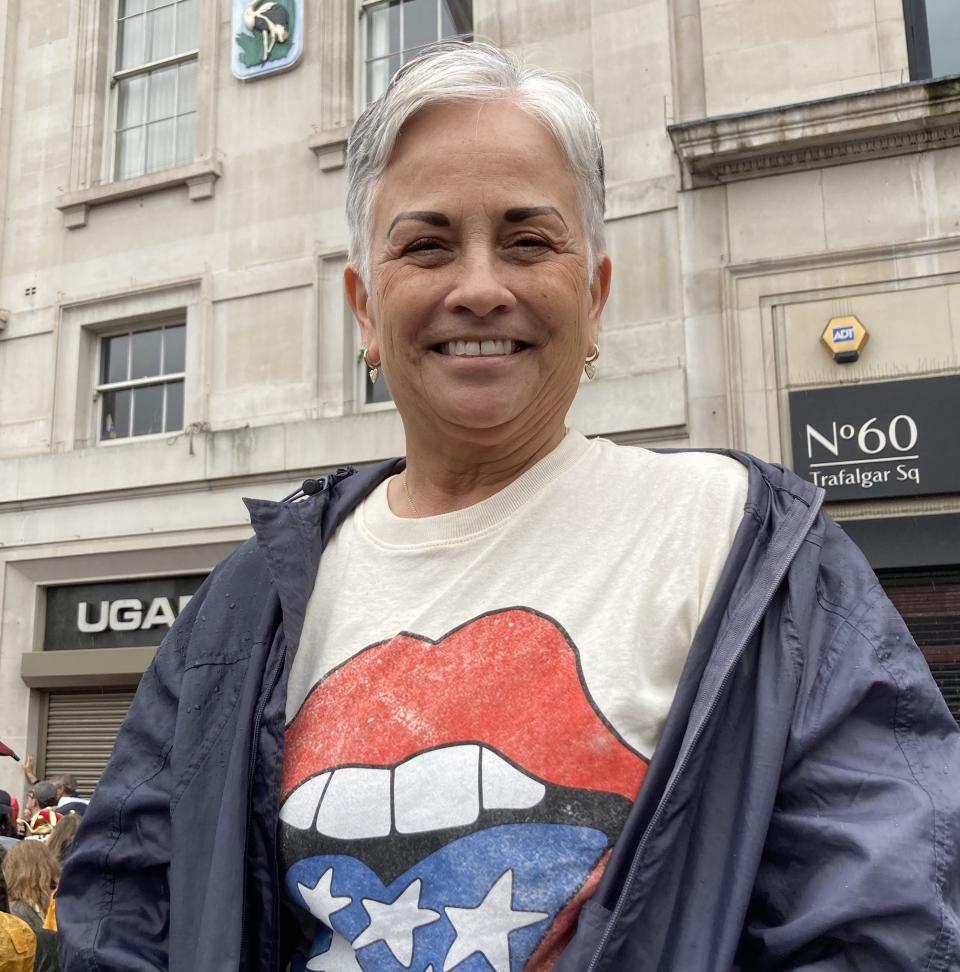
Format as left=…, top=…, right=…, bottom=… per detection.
left=440, top=339, right=518, bottom=357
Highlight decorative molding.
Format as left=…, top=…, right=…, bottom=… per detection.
left=186, top=170, right=218, bottom=200
left=669, top=77, right=960, bottom=188
left=308, top=127, right=350, bottom=172
left=55, top=160, right=223, bottom=228
left=319, top=0, right=354, bottom=133
left=62, top=204, right=89, bottom=229
left=68, top=0, right=111, bottom=192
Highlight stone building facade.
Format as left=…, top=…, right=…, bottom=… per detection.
left=1, top=0, right=958, bottom=797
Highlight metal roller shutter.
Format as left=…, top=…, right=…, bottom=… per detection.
left=877, top=566, right=960, bottom=726
left=42, top=688, right=136, bottom=798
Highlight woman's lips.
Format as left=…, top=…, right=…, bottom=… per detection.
left=435, top=339, right=523, bottom=357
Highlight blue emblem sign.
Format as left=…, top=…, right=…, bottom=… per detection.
left=232, top=0, right=304, bottom=81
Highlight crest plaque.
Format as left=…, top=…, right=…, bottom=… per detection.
left=232, top=0, right=304, bottom=80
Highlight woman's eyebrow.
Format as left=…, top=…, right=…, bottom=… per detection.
left=504, top=206, right=567, bottom=227
left=387, top=211, right=450, bottom=235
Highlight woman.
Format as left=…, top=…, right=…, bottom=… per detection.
left=1, top=841, right=60, bottom=972
left=45, top=813, right=81, bottom=865
left=58, top=43, right=960, bottom=972
left=0, top=850, right=37, bottom=972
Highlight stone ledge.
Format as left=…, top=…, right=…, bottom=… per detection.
left=20, top=647, right=155, bottom=688
left=55, top=159, right=223, bottom=228
left=668, top=77, right=960, bottom=189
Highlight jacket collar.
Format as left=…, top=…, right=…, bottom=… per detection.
left=244, top=459, right=403, bottom=654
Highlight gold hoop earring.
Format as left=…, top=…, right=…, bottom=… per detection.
left=360, top=346, right=381, bottom=384
left=584, top=343, right=600, bottom=380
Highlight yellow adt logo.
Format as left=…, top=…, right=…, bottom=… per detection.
left=821, top=315, right=868, bottom=364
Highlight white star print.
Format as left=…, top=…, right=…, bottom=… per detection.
left=305, top=931, right=363, bottom=972
left=298, top=868, right=352, bottom=926
left=443, top=870, right=548, bottom=972
left=353, top=878, right=441, bottom=966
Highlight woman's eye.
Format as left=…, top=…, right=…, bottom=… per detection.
left=404, top=239, right=444, bottom=254
left=512, top=236, right=551, bottom=249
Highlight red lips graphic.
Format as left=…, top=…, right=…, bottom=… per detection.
left=282, top=607, right=644, bottom=802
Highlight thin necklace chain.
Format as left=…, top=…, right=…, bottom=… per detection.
left=402, top=472, right=421, bottom=517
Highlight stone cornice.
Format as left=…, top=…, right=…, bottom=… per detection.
left=669, top=77, right=960, bottom=188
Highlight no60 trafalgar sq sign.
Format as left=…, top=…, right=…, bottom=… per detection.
left=788, top=375, right=960, bottom=501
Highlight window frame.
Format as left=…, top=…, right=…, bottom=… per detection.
left=94, top=320, right=187, bottom=445
left=903, top=0, right=934, bottom=80
left=357, top=0, right=474, bottom=106
left=902, top=0, right=960, bottom=81
left=108, top=0, right=201, bottom=183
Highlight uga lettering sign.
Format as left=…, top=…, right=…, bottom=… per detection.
left=44, top=575, right=206, bottom=651
left=789, top=375, right=960, bottom=501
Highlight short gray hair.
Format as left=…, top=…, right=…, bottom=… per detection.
left=346, top=42, right=606, bottom=284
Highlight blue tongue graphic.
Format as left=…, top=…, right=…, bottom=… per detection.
left=288, top=823, right=609, bottom=971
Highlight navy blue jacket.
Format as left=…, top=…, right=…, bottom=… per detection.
left=57, top=454, right=960, bottom=971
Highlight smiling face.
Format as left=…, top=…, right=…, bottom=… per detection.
left=346, top=99, right=611, bottom=452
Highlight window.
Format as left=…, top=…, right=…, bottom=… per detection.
left=362, top=0, right=473, bottom=103
left=903, top=0, right=960, bottom=80
left=113, top=0, right=199, bottom=180
left=98, top=324, right=185, bottom=441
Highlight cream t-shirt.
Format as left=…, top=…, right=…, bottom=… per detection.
left=279, top=431, right=748, bottom=972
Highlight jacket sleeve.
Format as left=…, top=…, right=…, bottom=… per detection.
left=57, top=583, right=207, bottom=972
left=743, top=533, right=960, bottom=970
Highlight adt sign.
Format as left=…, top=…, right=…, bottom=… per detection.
left=821, top=315, right=868, bottom=364
left=832, top=324, right=856, bottom=343
left=789, top=375, right=960, bottom=501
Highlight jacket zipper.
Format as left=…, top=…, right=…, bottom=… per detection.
left=585, top=489, right=824, bottom=972
left=240, top=641, right=287, bottom=969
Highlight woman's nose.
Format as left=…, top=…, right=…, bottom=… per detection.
left=444, top=251, right=517, bottom=318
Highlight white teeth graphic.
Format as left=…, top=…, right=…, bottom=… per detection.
left=441, top=340, right=517, bottom=357
left=314, top=766, right=392, bottom=839
left=278, top=771, right=330, bottom=829
left=280, top=744, right=547, bottom=837
left=395, top=745, right=480, bottom=834
left=481, top=748, right=545, bottom=810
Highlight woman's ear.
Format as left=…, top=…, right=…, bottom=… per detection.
left=344, top=263, right=379, bottom=362
left=588, top=254, right=612, bottom=346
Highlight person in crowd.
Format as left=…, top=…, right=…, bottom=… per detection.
left=17, top=789, right=38, bottom=830
left=58, top=42, right=959, bottom=972
left=17, top=784, right=60, bottom=841
left=51, top=777, right=87, bottom=818
left=0, top=851, right=37, bottom=972
left=0, top=791, right=19, bottom=850
left=21, top=758, right=88, bottom=816
left=45, top=814, right=81, bottom=865
left=1, top=841, right=60, bottom=971
left=18, top=754, right=39, bottom=789
left=21, top=782, right=55, bottom=818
